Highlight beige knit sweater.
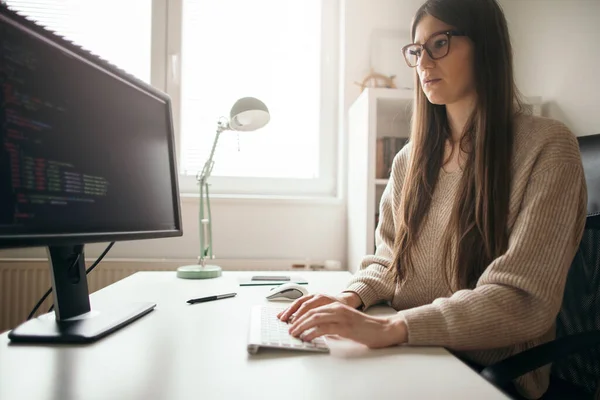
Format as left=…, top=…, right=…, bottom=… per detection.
left=345, top=114, right=587, bottom=399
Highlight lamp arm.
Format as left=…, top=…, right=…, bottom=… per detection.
left=196, top=118, right=229, bottom=266
left=197, top=119, right=229, bottom=185
left=204, top=181, right=213, bottom=259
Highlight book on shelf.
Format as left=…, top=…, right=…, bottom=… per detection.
left=376, top=136, right=409, bottom=179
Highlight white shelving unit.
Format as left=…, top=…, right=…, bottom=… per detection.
left=347, top=88, right=412, bottom=273
left=346, top=88, right=543, bottom=273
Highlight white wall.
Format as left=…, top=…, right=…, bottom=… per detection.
left=0, top=0, right=423, bottom=268
left=500, top=0, right=600, bottom=136
left=340, top=0, right=422, bottom=129
left=0, top=197, right=346, bottom=264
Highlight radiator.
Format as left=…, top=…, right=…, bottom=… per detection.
left=0, top=260, right=181, bottom=334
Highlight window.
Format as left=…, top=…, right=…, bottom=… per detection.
left=176, top=0, right=338, bottom=196
left=3, top=0, right=154, bottom=84
left=4, top=0, right=339, bottom=197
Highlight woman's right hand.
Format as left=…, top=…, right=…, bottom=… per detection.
left=277, top=292, right=362, bottom=323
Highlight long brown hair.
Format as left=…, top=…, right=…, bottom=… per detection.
left=392, top=0, right=523, bottom=290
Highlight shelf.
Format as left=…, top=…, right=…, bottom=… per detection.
left=375, top=179, right=389, bottom=186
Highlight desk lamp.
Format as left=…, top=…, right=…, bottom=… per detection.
left=177, top=97, right=270, bottom=279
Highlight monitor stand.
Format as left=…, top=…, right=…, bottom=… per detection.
left=8, top=244, right=155, bottom=344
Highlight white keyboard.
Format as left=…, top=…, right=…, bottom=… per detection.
left=247, top=305, right=329, bottom=354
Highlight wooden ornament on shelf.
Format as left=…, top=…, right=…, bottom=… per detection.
left=354, top=68, right=397, bottom=93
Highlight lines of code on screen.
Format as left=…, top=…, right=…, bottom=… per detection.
left=0, top=19, right=177, bottom=236
left=3, top=43, right=109, bottom=219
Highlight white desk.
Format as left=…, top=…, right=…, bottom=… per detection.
left=0, top=271, right=509, bottom=400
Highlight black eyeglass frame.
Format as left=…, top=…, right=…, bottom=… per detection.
left=402, top=30, right=467, bottom=68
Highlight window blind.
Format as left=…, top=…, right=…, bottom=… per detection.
left=3, top=0, right=152, bottom=83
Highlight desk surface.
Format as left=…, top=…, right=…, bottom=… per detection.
left=0, top=271, right=509, bottom=400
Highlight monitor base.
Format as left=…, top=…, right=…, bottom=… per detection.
left=8, top=302, right=155, bottom=344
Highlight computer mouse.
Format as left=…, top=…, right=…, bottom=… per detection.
left=266, top=282, right=308, bottom=301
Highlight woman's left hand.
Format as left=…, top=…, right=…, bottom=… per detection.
left=288, top=302, right=408, bottom=349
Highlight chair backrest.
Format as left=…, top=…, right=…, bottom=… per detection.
left=552, top=133, right=600, bottom=395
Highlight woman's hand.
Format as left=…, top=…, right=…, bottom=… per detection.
left=277, top=292, right=361, bottom=323
left=288, top=302, right=408, bottom=349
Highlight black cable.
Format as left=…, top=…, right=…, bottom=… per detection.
left=47, top=241, right=114, bottom=313
left=26, top=242, right=115, bottom=320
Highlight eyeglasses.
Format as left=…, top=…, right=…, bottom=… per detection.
left=402, top=30, right=466, bottom=68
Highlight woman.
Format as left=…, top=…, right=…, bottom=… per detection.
left=278, top=0, right=587, bottom=398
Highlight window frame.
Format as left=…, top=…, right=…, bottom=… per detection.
left=164, top=0, right=340, bottom=197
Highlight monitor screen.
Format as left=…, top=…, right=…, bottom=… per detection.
left=0, top=8, right=182, bottom=247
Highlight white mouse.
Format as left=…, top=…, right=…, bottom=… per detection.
left=266, top=282, right=308, bottom=301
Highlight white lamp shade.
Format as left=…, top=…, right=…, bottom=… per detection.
left=229, top=97, right=270, bottom=131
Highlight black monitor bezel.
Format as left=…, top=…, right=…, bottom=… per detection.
left=0, top=4, right=183, bottom=249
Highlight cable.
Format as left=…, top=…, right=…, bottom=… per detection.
left=47, top=241, right=114, bottom=313
left=26, top=242, right=115, bottom=320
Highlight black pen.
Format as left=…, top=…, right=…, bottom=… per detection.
left=187, top=292, right=237, bottom=304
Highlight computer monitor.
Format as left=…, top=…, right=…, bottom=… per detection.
left=0, top=5, right=183, bottom=343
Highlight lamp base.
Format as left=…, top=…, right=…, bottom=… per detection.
left=176, top=264, right=222, bottom=279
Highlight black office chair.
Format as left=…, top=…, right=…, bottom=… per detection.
left=480, top=133, right=600, bottom=399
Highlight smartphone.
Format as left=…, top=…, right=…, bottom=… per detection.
left=251, top=275, right=290, bottom=281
